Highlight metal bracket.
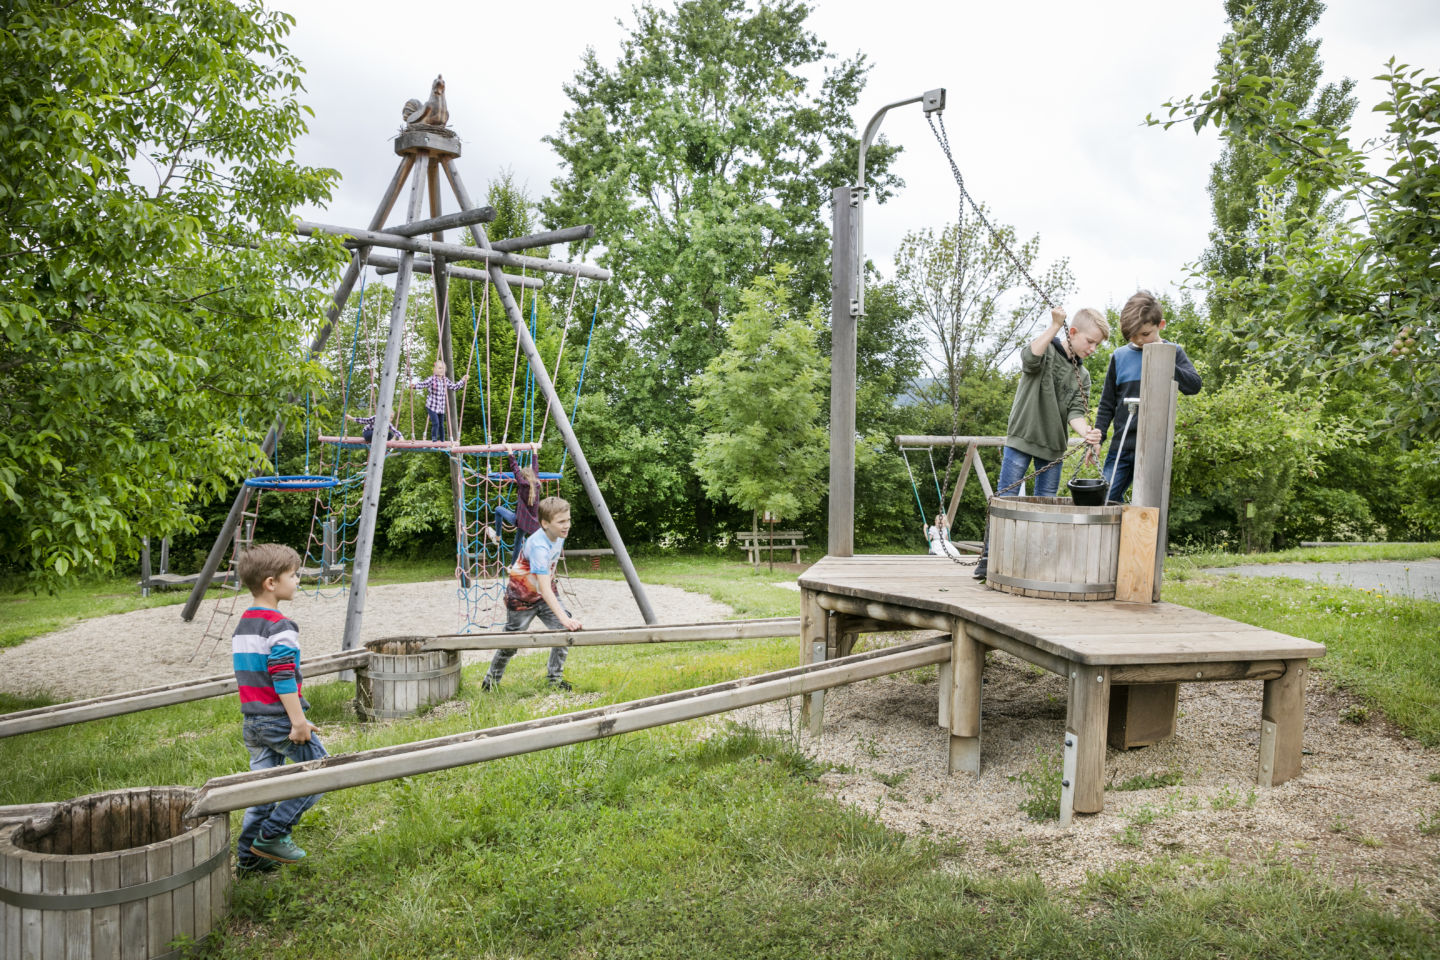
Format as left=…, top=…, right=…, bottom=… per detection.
left=1059, top=734, right=1078, bottom=827
left=922, top=88, right=947, bottom=114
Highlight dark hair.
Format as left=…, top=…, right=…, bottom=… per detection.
left=237, top=543, right=301, bottom=595
left=1120, top=291, right=1164, bottom=342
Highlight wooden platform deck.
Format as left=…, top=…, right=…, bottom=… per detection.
left=797, top=554, right=1326, bottom=822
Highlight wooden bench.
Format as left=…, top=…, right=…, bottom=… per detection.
left=736, top=530, right=807, bottom=565
left=563, top=548, right=614, bottom=571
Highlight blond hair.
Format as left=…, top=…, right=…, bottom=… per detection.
left=237, top=543, right=301, bottom=595
left=1119, top=291, right=1164, bottom=342
left=1071, top=307, right=1110, bottom=341
left=538, top=496, right=570, bottom=524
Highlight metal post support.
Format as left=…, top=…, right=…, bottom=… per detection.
left=441, top=159, right=657, bottom=624
left=181, top=155, right=416, bottom=621
left=342, top=158, right=431, bottom=655
left=828, top=186, right=858, bottom=557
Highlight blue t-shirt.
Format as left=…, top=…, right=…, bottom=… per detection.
left=505, top=528, right=564, bottom=609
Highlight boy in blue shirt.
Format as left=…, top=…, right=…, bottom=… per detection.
left=231, top=543, right=326, bottom=873
left=1093, top=291, right=1203, bottom=503
left=482, top=496, right=583, bottom=691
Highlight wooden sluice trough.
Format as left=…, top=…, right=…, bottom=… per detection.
left=357, top=637, right=462, bottom=721
left=0, top=787, right=228, bottom=959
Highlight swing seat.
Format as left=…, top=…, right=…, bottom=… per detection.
left=244, top=475, right=340, bottom=491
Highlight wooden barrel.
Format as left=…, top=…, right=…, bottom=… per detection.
left=985, top=496, right=1125, bottom=600
left=0, top=785, right=230, bottom=959
left=357, top=637, right=461, bottom=721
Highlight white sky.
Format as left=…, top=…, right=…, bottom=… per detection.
left=274, top=0, right=1440, bottom=315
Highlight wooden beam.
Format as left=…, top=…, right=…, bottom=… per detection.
left=948, top=620, right=982, bottom=774
left=828, top=186, right=858, bottom=557
left=1067, top=664, right=1111, bottom=814
left=0, top=651, right=369, bottom=739
left=296, top=221, right=612, bottom=281
left=1108, top=660, right=1286, bottom=685
left=1259, top=659, right=1308, bottom=787
left=1115, top=506, right=1160, bottom=603
left=185, top=637, right=952, bottom=817
left=420, top=617, right=800, bottom=651
left=490, top=225, right=595, bottom=252
left=896, top=436, right=1087, bottom=448
left=370, top=253, right=542, bottom=289
left=381, top=205, right=495, bottom=237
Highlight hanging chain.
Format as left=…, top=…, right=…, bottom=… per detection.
left=923, top=112, right=1096, bottom=567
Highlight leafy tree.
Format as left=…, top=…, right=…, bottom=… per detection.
left=1200, top=0, right=1355, bottom=334
left=543, top=0, right=900, bottom=539
left=0, top=1, right=340, bottom=586
left=1152, top=21, right=1440, bottom=442
left=692, top=269, right=827, bottom=538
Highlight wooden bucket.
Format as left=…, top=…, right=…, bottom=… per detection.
left=985, top=496, right=1125, bottom=600
left=357, top=637, right=461, bottom=721
left=0, top=786, right=230, bottom=959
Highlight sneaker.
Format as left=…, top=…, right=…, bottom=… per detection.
left=236, top=854, right=278, bottom=875
left=971, top=564, right=988, bottom=582
left=481, top=675, right=498, bottom=692
left=251, top=832, right=306, bottom=864
left=548, top=677, right=573, bottom=692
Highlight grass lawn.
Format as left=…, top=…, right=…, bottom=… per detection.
left=1, top=547, right=1438, bottom=957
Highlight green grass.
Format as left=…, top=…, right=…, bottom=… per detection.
left=4, top=552, right=1440, bottom=956
left=1167, top=541, right=1440, bottom=571
left=1166, top=574, right=1440, bottom=746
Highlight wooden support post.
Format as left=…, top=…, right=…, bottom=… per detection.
left=426, top=159, right=470, bottom=591
left=442, top=159, right=656, bottom=624
left=828, top=185, right=858, bottom=557
left=322, top=518, right=337, bottom=583
left=948, top=621, right=982, bottom=775
left=342, top=157, right=430, bottom=655
left=1259, top=659, right=1308, bottom=787
left=800, top=588, right=827, bottom=732
left=182, top=154, right=416, bottom=622
left=139, top=538, right=152, bottom=598
left=937, top=660, right=951, bottom=728
left=158, top=537, right=170, bottom=576
left=1106, top=683, right=1179, bottom=750
left=944, top=442, right=976, bottom=527
left=1067, top=664, right=1110, bottom=814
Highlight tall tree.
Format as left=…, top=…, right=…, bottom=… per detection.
left=543, top=0, right=899, bottom=538
left=0, top=1, right=340, bottom=585
left=692, top=268, right=828, bottom=536
left=1199, top=0, right=1355, bottom=335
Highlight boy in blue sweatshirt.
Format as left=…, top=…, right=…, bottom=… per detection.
left=1093, top=291, right=1203, bottom=502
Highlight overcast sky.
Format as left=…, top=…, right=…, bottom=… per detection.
left=273, top=0, right=1439, bottom=317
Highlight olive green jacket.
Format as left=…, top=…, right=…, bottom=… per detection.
left=1004, top=338, right=1090, bottom=464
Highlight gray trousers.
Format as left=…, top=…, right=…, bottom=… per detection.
left=484, top=602, right=569, bottom=682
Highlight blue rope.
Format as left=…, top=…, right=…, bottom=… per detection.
left=560, top=295, right=601, bottom=476
left=899, top=448, right=928, bottom=524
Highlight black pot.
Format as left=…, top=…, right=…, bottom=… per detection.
left=1068, top=477, right=1110, bottom=506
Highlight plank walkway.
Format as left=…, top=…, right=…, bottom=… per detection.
left=798, top=554, right=1326, bottom=823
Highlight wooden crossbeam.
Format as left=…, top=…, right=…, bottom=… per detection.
left=420, top=616, right=800, bottom=652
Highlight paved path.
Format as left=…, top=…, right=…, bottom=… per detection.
left=1201, top=559, right=1440, bottom=601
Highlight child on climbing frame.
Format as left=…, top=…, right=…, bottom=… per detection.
left=411, top=359, right=467, bottom=442
left=973, top=306, right=1108, bottom=581
left=926, top=513, right=963, bottom=560
left=489, top=452, right=543, bottom=558
left=1093, top=291, right=1203, bottom=503
left=346, top=411, right=404, bottom=444
left=482, top=495, right=582, bottom=692
left=230, top=543, right=326, bottom=873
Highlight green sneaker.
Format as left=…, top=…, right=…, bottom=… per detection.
left=548, top=677, right=573, bottom=692
left=236, top=854, right=278, bottom=875
left=251, top=832, right=306, bottom=864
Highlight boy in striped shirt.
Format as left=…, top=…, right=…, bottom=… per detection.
left=231, top=543, right=326, bottom=872
left=411, top=359, right=467, bottom=441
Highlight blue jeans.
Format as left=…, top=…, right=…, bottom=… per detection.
left=427, top=408, right=446, bottom=441
left=997, top=446, right=1063, bottom=498
left=484, top=602, right=570, bottom=683
left=236, top=715, right=327, bottom=861
left=1103, top=444, right=1135, bottom=503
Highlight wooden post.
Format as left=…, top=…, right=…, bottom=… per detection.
left=181, top=154, right=416, bottom=621
left=139, top=538, right=152, bottom=598
left=1110, top=344, right=1180, bottom=743
left=1259, top=659, right=1308, bottom=787
left=441, top=159, right=656, bottom=624
left=1114, top=506, right=1160, bottom=603
left=1067, top=663, right=1110, bottom=815
left=322, top=518, right=337, bottom=583
left=948, top=620, right=982, bottom=775
left=158, top=537, right=170, bottom=577
left=799, top=588, right=826, bottom=730
left=342, top=157, right=430, bottom=655
left=828, top=185, right=858, bottom=557
left=426, top=159, right=470, bottom=590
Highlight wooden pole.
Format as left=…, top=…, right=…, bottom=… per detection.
left=185, top=636, right=951, bottom=817
left=139, top=538, right=152, bottom=598
left=341, top=157, right=431, bottom=655
left=441, top=159, right=656, bottom=624
left=0, top=651, right=369, bottom=739
left=181, top=155, right=416, bottom=621
left=381, top=205, right=495, bottom=237
left=370, top=253, right=542, bottom=290
left=1131, top=342, right=1178, bottom=601
left=295, top=221, right=612, bottom=282
left=490, top=225, right=595, bottom=253
left=421, top=616, right=800, bottom=651
left=828, top=186, right=858, bottom=557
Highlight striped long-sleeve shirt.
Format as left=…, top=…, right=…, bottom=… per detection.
left=232, top=607, right=308, bottom=716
